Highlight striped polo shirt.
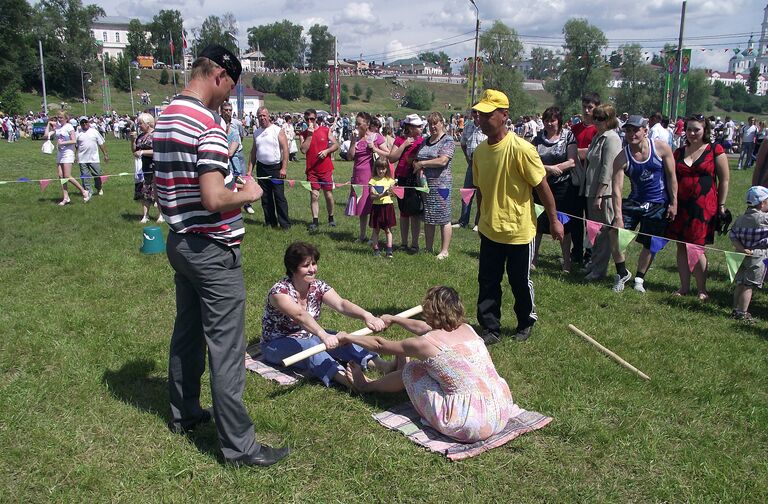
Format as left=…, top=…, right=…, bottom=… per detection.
left=154, top=95, right=244, bottom=246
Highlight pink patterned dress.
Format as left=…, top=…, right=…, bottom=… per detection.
left=402, top=325, right=517, bottom=442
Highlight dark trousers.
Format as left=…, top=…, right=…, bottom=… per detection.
left=477, top=234, right=537, bottom=333
left=256, top=161, right=290, bottom=228
left=570, top=195, right=587, bottom=263
left=166, top=232, right=260, bottom=461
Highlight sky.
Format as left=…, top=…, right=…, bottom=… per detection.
left=84, top=0, right=766, bottom=72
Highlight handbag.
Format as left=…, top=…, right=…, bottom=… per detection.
left=41, top=140, right=54, bottom=155
left=345, top=189, right=357, bottom=216
left=134, top=157, right=144, bottom=183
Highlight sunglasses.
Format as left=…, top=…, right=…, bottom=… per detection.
left=305, top=116, right=316, bottom=121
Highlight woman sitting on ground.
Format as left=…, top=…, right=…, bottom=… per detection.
left=340, top=286, right=515, bottom=443
left=260, top=241, right=393, bottom=389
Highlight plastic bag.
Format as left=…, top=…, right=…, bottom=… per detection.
left=41, top=140, right=54, bottom=155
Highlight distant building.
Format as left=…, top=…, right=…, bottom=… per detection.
left=385, top=57, right=443, bottom=75
left=241, top=50, right=266, bottom=73
left=706, top=69, right=768, bottom=96
left=92, top=16, right=133, bottom=60
left=225, top=87, right=264, bottom=117
left=728, top=5, right=768, bottom=73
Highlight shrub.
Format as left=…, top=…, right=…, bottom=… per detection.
left=251, top=75, right=274, bottom=93
left=276, top=72, right=302, bottom=101
left=403, top=85, right=432, bottom=110
left=159, top=69, right=169, bottom=85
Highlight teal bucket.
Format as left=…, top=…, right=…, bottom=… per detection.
left=140, top=226, right=166, bottom=254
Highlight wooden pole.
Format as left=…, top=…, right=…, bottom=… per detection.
left=281, top=305, right=423, bottom=367
left=567, top=324, right=651, bottom=381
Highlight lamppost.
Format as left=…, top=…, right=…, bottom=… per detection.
left=227, top=31, right=244, bottom=117
left=469, top=0, right=480, bottom=107
left=128, top=63, right=140, bottom=116
left=80, top=69, right=92, bottom=115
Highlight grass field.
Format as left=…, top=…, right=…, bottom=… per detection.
left=0, top=137, right=767, bottom=502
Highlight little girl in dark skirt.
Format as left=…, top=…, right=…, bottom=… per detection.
left=369, top=158, right=397, bottom=258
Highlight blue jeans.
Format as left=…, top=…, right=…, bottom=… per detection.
left=738, top=142, right=754, bottom=168
left=261, top=334, right=378, bottom=387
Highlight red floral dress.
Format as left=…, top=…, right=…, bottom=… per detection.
left=667, top=143, right=724, bottom=245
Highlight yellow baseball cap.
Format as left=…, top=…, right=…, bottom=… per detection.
left=472, top=89, right=509, bottom=113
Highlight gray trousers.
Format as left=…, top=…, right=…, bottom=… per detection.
left=586, top=196, right=614, bottom=277
left=166, top=231, right=260, bottom=461
left=79, top=162, right=103, bottom=192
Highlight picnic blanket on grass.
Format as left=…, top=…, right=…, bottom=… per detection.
left=245, top=344, right=309, bottom=385
left=373, top=401, right=553, bottom=461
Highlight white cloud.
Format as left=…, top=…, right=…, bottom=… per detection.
left=333, top=2, right=376, bottom=24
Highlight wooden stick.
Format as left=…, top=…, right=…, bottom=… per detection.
left=567, top=324, right=651, bottom=381
left=281, top=305, right=423, bottom=367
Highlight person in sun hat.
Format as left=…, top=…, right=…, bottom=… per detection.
left=153, top=44, right=288, bottom=467
left=729, top=186, right=768, bottom=323
left=470, top=89, right=563, bottom=345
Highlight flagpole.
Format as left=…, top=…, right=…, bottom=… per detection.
left=182, top=28, right=188, bottom=86
left=169, top=32, right=177, bottom=95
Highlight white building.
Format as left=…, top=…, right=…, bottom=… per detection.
left=706, top=70, right=768, bottom=96
left=241, top=50, right=266, bottom=72
left=728, top=5, right=768, bottom=74
left=92, top=16, right=132, bottom=60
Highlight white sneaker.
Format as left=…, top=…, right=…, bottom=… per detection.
left=633, top=277, right=646, bottom=293
left=156, top=215, right=165, bottom=223
left=612, top=271, right=633, bottom=292
left=245, top=205, right=255, bottom=214
left=83, top=191, right=91, bottom=203
left=472, top=225, right=478, bottom=232
left=140, top=216, right=149, bottom=224
left=98, top=189, right=104, bottom=196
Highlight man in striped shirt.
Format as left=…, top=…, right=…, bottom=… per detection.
left=154, top=45, right=289, bottom=467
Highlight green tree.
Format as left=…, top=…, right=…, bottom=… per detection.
left=613, top=44, right=663, bottom=115
left=365, top=87, right=373, bottom=102
left=479, top=20, right=534, bottom=115
left=419, top=51, right=451, bottom=75
left=126, top=19, right=152, bottom=61
left=110, top=53, right=131, bottom=92
left=713, top=80, right=730, bottom=99
left=159, top=68, right=169, bottom=85
left=251, top=74, right=274, bottom=93
left=148, top=9, right=183, bottom=65
left=304, top=71, right=329, bottom=101
left=307, top=24, right=334, bottom=70
left=276, top=72, right=302, bottom=100
left=0, top=81, right=24, bottom=115
left=353, top=82, right=362, bottom=97
left=195, top=15, right=237, bottom=56
left=748, top=64, right=759, bottom=94
left=403, top=85, right=432, bottom=109
left=651, top=43, right=677, bottom=67
left=247, top=20, right=304, bottom=69
left=686, top=69, right=712, bottom=114
left=549, top=18, right=610, bottom=115
left=1, top=0, right=34, bottom=109
left=30, top=0, right=105, bottom=98
left=529, top=47, right=556, bottom=80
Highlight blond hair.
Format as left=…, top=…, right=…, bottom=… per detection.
left=422, top=286, right=466, bottom=331
left=137, top=112, right=155, bottom=128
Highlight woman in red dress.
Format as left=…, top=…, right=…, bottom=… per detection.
left=667, top=115, right=730, bottom=299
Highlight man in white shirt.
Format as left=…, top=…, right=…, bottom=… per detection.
left=648, top=112, right=673, bottom=148
left=723, top=116, right=735, bottom=153
left=248, top=106, right=291, bottom=229
left=76, top=116, right=108, bottom=196
left=738, top=117, right=758, bottom=169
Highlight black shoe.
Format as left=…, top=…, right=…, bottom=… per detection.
left=328, top=219, right=336, bottom=227
left=168, top=408, right=213, bottom=434
left=514, top=325, right=533, bottom=342
left=308, top=223, right=319, bottom=232
left=229, top=444, right=290, bottom=467
left=481, top=328, right=501, bottom=345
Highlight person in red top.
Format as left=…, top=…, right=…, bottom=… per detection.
left=570, top=92, right=600, bottom=265
left=300, top=109, right=339, bottom=231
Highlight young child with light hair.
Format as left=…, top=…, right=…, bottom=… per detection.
left=729, top=186, right=768, bottom=323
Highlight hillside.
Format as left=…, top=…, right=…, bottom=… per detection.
left=21, top=70, right=554, bottom=117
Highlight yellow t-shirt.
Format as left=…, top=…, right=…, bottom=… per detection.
left=369, top=176, right=396, bottom=205
left=472, top=132, right=545, bottom=244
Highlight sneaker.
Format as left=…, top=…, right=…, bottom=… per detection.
left=472, top=225, right=478, bottom=232
left=140, top=216, right=149, bottom=224
left=156, top=214, right=165, bottom=223
left=373, top=249, right=381, bottom=257
left=481, top=328, right=501, bottom=345
left=514, top=325, right=533, bottom=342
left=83, top=191, right=91, bottom=203
left=436, top=251, right=449, bottom=260
left=98, top=189, right=104, bottom=196
left=386, top=251, right=393, bottom=258
left=451, top=223, right=464, bottom=229
left=245, top=204, right=255, bottom=214
left=328, top=219, right=336, bottom=227
left=612, top=271, right=633, bottom=292
left=308, top=223, right=319, bottom=232
left=633, top=277, right=646, bottom=293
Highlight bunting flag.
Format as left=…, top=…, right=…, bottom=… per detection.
left=617, top=228, right=637, bottom=253
left=39, top=179, right=50, bottom=192
left=391, top=186, right=404, bottom=199
left=271, top=179, right=284, bottom=185
left=60, top=178, right=67, bottom=186
left=99, top=175, right=108, bottom=184
left=415, top=186, right=429, bottom=193
left=351, top=184, right=364, bottom=197
left=686, top=243, right=706, bottom=272
left=724, top=251, right=746, bottom=283
left=649, top=236, right=669, bottom=256
left=556, top=212, right=570, bottom=225
left=288, top=179, right=295, bottom=188
left=438, top=188, right=450, bottom=200
left=300, top=181, right=312, bottom=191
left=18, top=177, right=30, bottom=182
left=460, top=188, right=474, bottom=205
left=372, top=185, right=384, bottom=195
left=586, top=220, right=603, bottom=246
left=118, top=172, right=130, bottom=176
left=534, top=204, right=545, bottom=218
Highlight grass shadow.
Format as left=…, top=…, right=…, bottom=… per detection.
left=101, top=358, right=221, bottom=460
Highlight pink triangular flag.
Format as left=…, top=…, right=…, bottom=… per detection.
left=586, top=220, right=603, bottom=246
left=391, top=186, right=404, bottom=199
left=288, top=179, right=295, bottom=188
left=460, top=188, right=475, bottom=205
left=100, top=175, right=108, bottom=184
left=686, top=243, right=706, bottom=272
left=39, top=179, right=50, bottom=192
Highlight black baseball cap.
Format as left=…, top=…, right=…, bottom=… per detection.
left=199, top=44, right=242, bottom=83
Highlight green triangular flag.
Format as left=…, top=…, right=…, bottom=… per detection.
left=60, top=178, right=68, bottom=185
left=300, top=181, right=312, bottom=191
left=617, top=228, right=637, bottom=253
left=414, top=186, right=429, bottom=193
left=118, top=172, right=130, bottom=176
left=534, top=204, right=545, bottom=218
left=724, top=251, right=746, bottom=283
left=351, top=184, right=364, bottom=197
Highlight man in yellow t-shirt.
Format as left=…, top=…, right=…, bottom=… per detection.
left=471, top=89, right=564, bottom=344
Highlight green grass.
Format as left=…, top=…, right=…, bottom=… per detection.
left=0, top=138, right=767, bottom=502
